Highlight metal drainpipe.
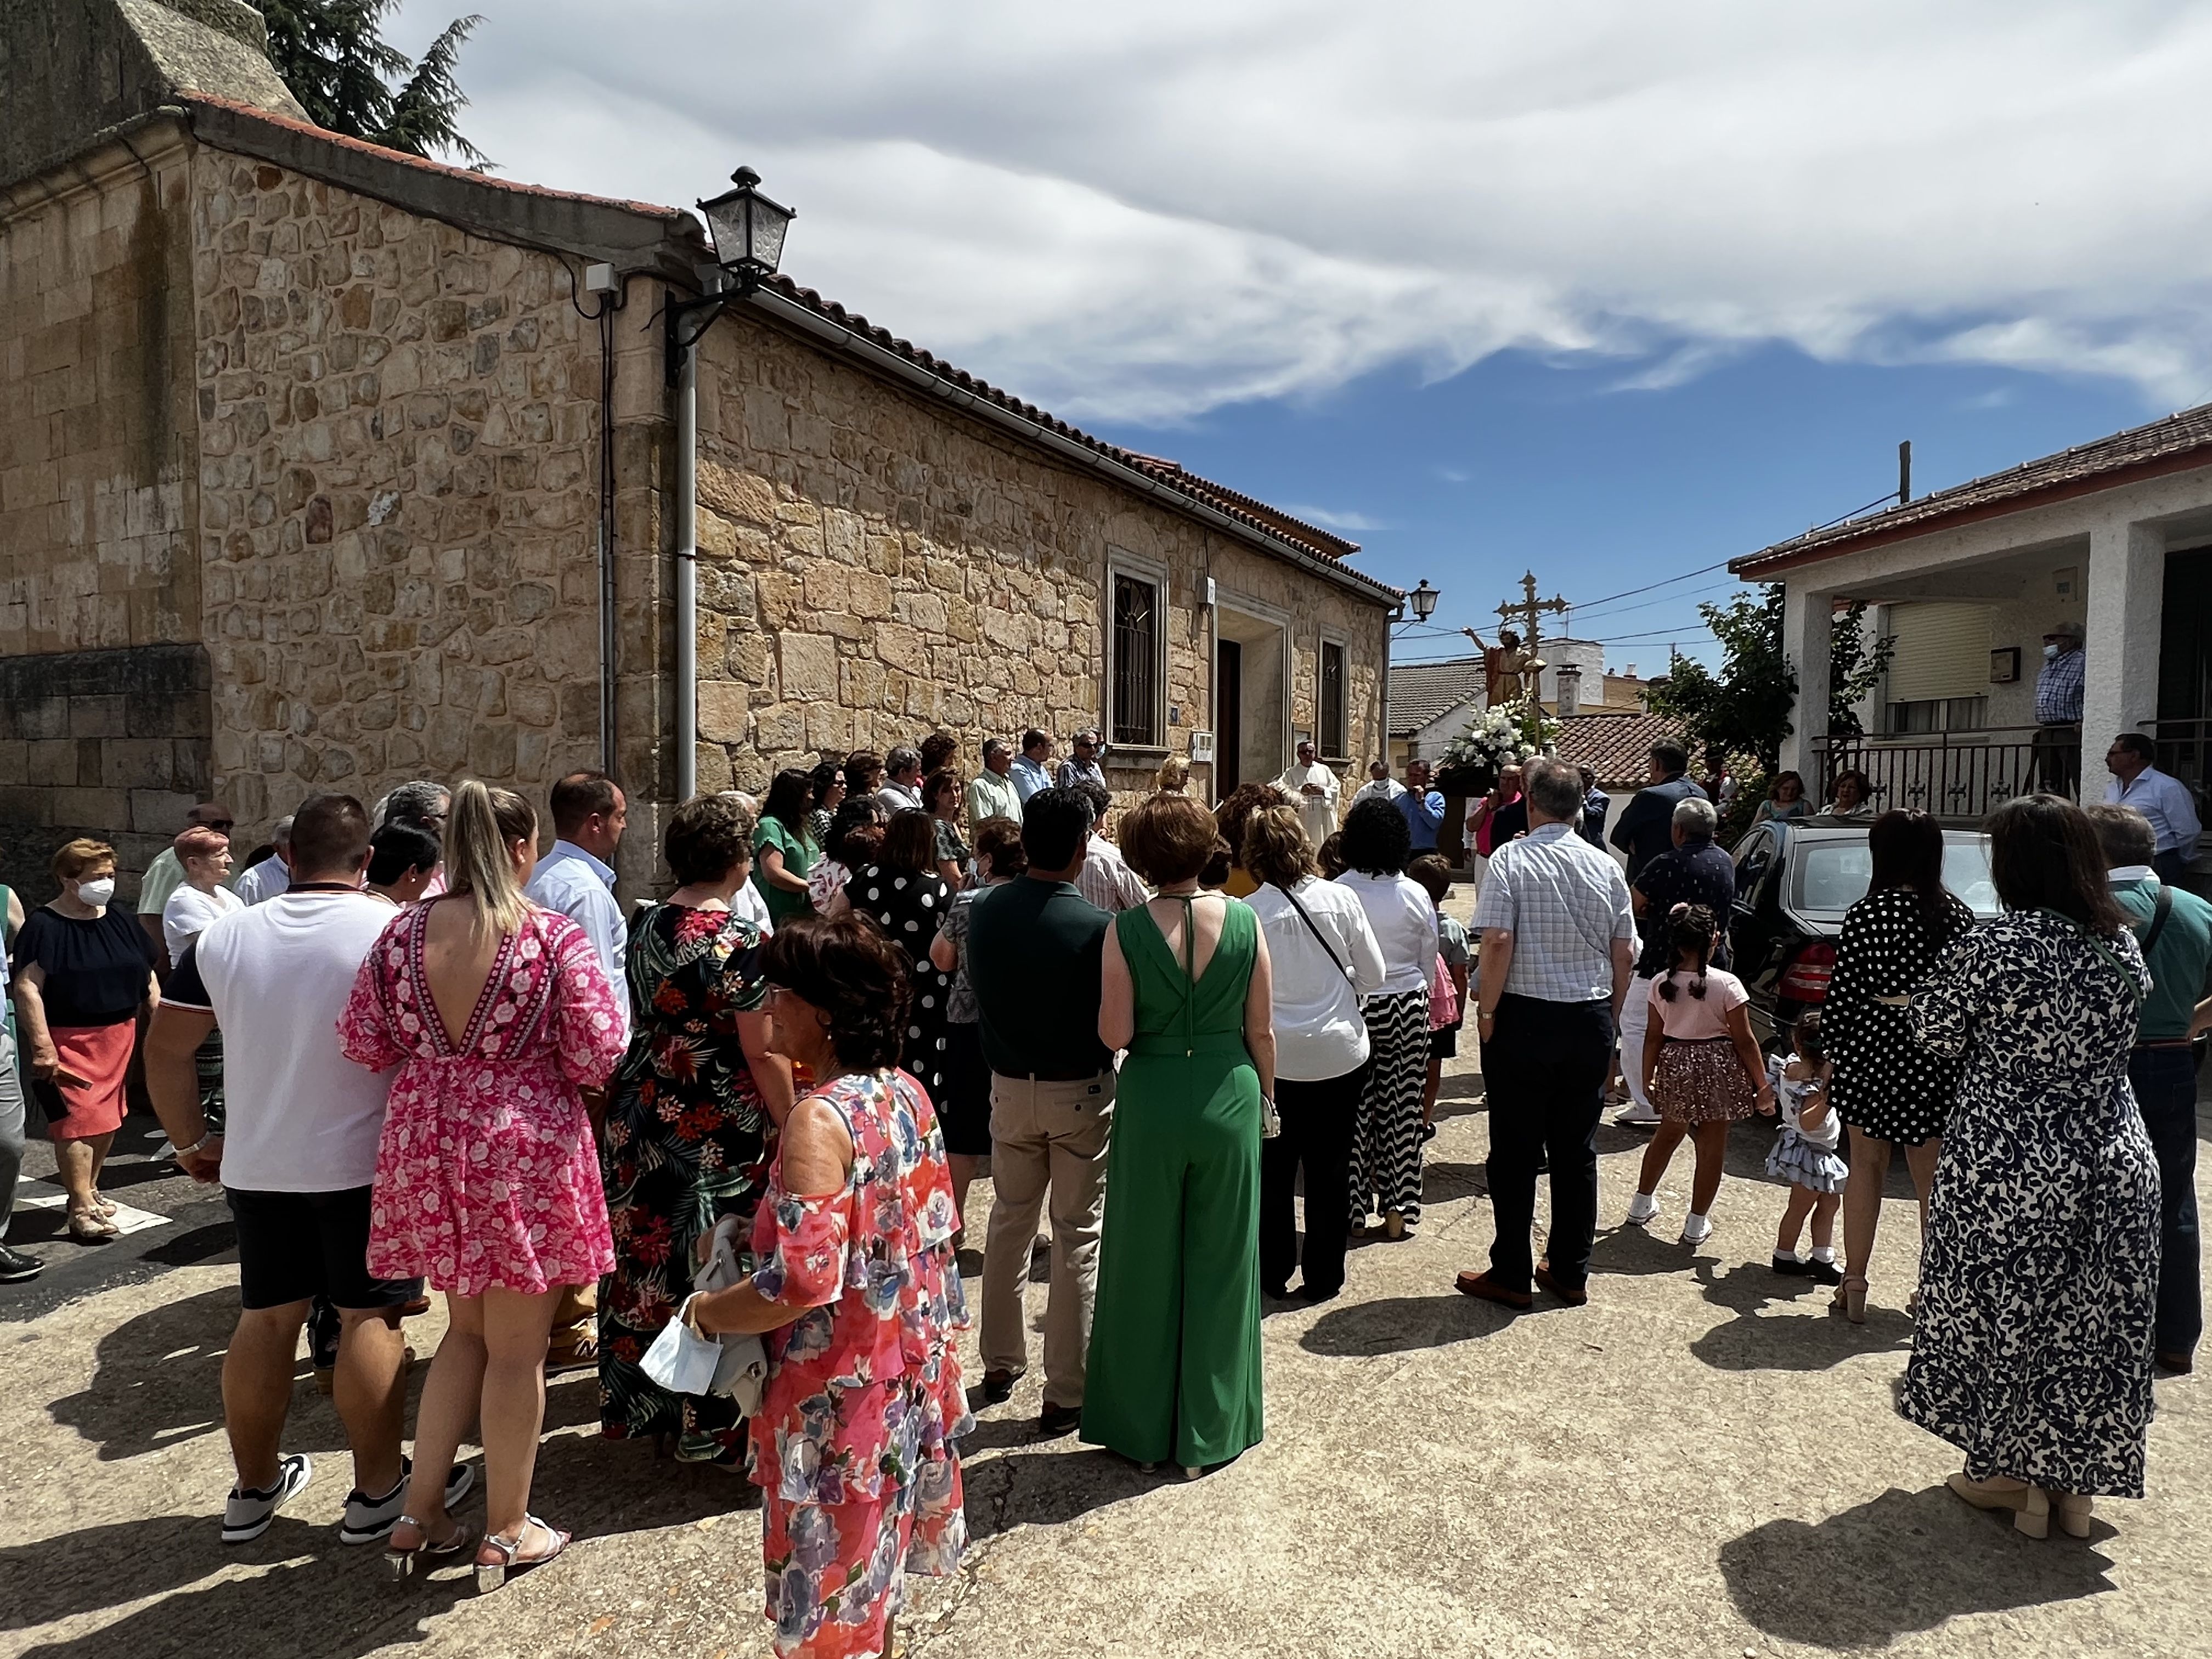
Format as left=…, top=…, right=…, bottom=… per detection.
left=674, top=334, right=698, bottom=804
left=1379, top=611, right=1394, bottom=772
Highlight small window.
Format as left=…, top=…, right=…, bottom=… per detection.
left=1886, top=696, right=1986, bottom=736
left=1319, top=641, right=1347, bottom=758
left=1111, top=572, right=1161, bottom=748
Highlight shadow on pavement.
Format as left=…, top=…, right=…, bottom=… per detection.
left=46, top=1286, right=241, bottom=1460
left=1299, top=1293, right=1516, bottom=1357
left=1688, top=1260, right=1912, bottom=1372
left=1588, top=1224, right=1702, bottom=1279
left=1720, top=1484, right=2115, bottom=1647
left=1420, top=1160, right=1488, bottom=1204
left=962, top=1444, right=1156, bottom=1541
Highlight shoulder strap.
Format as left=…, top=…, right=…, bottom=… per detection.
left=2039, top=907, right=2148, bottom=1004
left=1276, top=882, right=1354, bottom=983
left=2138, top=883, right=2176, bottom=955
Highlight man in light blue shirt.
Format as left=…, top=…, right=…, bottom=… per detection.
left=524, top=771, right=630, bottom=1047
left=2104, top=732, right=2202, bottom=887
left=1011, top=729, right=1056, bottom=804
left=1395, top=759, right=1446, bottom=854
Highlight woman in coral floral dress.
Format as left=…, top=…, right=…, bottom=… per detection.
left=689, top=913, right=969, bottom=1659
left=338, top=781, right=627, bottom=1590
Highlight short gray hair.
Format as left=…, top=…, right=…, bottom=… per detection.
left=1524, top=757, right=1584, bottom=821
left=375, top=780, right=450, bottom=831
left=885, top=745, right=922, bottom=778
left=1672, top=796, right=1720, bottom=836
left=269, top=814, right=296, bottom=847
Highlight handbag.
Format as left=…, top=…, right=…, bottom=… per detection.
left=640, top=1217, right=769, bottom=1415
left=1428, top=951, right=1460, bottom=1030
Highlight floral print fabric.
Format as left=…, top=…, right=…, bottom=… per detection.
left=747, top=1068, right=969, bottom=1657
left=338, top=900, right=625, bottom=1297
left=599, top=903, right=774, bottom=1457
left=1899, top=911, right=2161, bottom=1497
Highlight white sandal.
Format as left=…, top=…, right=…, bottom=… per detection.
left=476, top=1516, right=570, bottom=1593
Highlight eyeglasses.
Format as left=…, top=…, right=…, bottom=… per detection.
left=203, top=820, right=235, bottom=832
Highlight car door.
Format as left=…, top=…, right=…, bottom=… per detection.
left=1728, top=825, right=1789, bottom=1014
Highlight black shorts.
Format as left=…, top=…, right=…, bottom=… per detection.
left=1429, top=1021, right=1464, bottom=1061
left=227, top=1186, right=423, bottom=1312
left=938, top=1022, right=994, bottom=1157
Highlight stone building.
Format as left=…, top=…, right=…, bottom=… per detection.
left=0, top=0, right=1396, bottom=900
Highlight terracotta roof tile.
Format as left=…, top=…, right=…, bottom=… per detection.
left=1735, top=400, right=2212, bottom=575
left=1551, top=710, right=1688, bottom=786
left=1389, top=657, right=1488, bottom=735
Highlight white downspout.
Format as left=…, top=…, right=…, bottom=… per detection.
left=674, top=337, right=698, bottom=804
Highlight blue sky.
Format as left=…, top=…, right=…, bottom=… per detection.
left=1089, top=348, right=2154, bottom=670
left=388, top=1, right=2212, bottom=672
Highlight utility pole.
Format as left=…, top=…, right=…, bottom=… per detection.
left=1899, top=439, right=1912, bottom=505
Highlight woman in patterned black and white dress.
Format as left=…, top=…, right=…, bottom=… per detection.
left=1820, top=810, right=1974, bottom=1320
left=1900, top=795, right=2159, bottom=1541
left=1334, top=799, right=1434, bottom=1241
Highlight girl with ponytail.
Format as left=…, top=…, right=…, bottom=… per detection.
left=1622, top=904, right=1775, bottom=1246
left=338, top=777, right=629, bottom=1588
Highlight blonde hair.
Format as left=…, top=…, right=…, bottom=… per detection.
left=52, top=838, right=116, bottom=881
left=444, top=779, right=535, bottom=943
left=1154, top=755, right=1190, bottom=793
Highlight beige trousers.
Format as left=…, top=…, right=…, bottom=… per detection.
left=980, top=1070, right=1114, bottom=1409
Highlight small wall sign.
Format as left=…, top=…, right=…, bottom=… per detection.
left=1990, top=646, right=2021, bottom=684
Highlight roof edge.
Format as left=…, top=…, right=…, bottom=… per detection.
left=179, top=93, right=699, bottom=281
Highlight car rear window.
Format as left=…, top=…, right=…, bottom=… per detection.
left=1790, top=838, right=2000, bottom=918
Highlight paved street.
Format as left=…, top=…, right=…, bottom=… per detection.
left=5, top=1009, right=2206, bottom=1659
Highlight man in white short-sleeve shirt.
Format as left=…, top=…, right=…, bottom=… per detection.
left=145, top=793, right=468, bottom=1549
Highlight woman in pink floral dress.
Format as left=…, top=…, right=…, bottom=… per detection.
left=337, top=781, right=627, bottom=1590
left=688, top=913, right=969, bottom=1659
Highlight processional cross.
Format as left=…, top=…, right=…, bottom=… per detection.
left=1464, top=571, right=1570, bottom=713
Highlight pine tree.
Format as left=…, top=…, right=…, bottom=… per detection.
left=262, top=1, right=490, bottom=169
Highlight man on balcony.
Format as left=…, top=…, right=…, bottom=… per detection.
left=2104, top=732, right=2202, bottom=887
left=2033, top=619, right=2085, bottom=798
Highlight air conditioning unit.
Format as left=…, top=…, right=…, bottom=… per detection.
left=1189, top=730, right=1216, bottom=763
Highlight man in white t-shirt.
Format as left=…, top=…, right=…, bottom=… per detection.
left=145, top=793, right=470, bottom=1547
left=1348, top=760, right=1406, bottom=814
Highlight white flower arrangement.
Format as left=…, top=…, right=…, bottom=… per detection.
left=1442, top=701, right=1559, bottom=774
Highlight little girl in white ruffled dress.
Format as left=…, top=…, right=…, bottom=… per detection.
left=1768, top=1009, right=1848, bottom=1284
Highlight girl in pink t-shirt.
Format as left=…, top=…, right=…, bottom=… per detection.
left=1624, top=904, right=1775, bottom=1245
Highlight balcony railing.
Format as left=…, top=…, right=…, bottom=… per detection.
left=1810, top=724, right=2077, bottom=820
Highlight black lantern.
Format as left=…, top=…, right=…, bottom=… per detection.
left=697, top=167, right=795, bottom=284
left=1408, top=578, right=1439, bottom=622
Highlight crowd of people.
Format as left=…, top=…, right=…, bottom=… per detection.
left=1, top=712, right=2205, bottom=1649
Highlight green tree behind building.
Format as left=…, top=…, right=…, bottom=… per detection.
left=262, top=1, right=490, bottom=168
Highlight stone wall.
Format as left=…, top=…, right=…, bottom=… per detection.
left=189, top=148, right=619, bottom=843
left=0, top=126, right=200, bottom=662
left=690, top=308, right=1387, bottom=805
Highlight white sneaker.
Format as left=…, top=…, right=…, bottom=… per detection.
left=338, top=1458, right=476, bottom=1545
left=1614, top=1104, right=1662, bottom=1127
left=1680, top=1212, right=1714, bottom=1246
left=223, top=1452, right=312, bottom=1544
left=1624, top=1192, right=1660, bottom=1227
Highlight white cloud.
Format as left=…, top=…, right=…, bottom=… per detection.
left=1282, top=505, right=1385, bottom=532
left=394, top=0, right=2212, bottom=421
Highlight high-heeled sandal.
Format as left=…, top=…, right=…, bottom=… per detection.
left=1945, top=1472, right=2049, bottom=1538
left=2053, top=1493, right=2094, bottom=1538
left=476, top=1516, right=570, bottom=1593
left=385, top=1515, right=470, bottom=1579
left=1829, top=1276, right=1868, bottom=1324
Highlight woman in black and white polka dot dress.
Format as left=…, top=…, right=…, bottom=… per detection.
left=1820, top=810, right=1975, bottom=1320
left=842, top=808, right=955, bottom=1107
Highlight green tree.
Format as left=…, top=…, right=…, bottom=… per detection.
left=262, top=2, right=489, bottom=168
left=1645, top=584, right=1894, bottom=775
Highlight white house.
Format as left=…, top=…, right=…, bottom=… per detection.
left=1731, top=404, right=2212, bottom=838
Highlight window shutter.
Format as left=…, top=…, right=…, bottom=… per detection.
left=1884, top=602, right=1991, bottom=703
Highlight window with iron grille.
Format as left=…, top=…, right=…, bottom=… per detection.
left=1320, top=640, right=1347, bottom=757
left=1111, top=573, right=1161, bottom=747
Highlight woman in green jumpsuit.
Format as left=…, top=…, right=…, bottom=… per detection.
left=1083, top=794, right=1276, bottom=1475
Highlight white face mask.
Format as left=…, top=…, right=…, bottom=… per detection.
left=75, top=876, right=117, bottom=907
left=2043, top=641, right=2062, bottom=660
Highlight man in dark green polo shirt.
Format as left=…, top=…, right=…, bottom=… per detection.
left=2090, top=804, right=2212, bottom=1376
left=966, top=786, right=1114, bottom=1435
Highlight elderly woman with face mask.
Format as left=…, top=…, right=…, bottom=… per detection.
left=161, top=826, right=242, bottom=1137
left=10, top=839, right=160, bottom=1241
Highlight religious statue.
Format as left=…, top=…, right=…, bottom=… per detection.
left=1466, top=629, right=1534, bottom=707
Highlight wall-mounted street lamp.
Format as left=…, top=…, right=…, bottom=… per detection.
left=665, top=166, right=798, bottom=383
left=1407, top=578, right=1439, bottom=623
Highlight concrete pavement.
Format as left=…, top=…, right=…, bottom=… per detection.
left=3, top=1057, right=2205, bottom=1658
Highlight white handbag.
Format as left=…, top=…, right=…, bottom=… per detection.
left=638, top=1217, right=769, bottom=1416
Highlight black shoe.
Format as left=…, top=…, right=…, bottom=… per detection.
left=1419, top=1122, right=1438, bottom=1143
left=1262, top=1282, right=1290, bottom=1301
left=980, top=1369, right=1019, bottom=1405
left=1293, top=1283, right=1342, bottom=1306
left=1771, top=1252, right=1811, bottom=1277
left=1037, top=1403, right=1081, bottom=1437
left=1805, top=1258, right=1845, bottom=1286
left=0, top=1244, right=42, bottom=1283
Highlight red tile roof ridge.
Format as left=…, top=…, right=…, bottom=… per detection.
left=178, top=92, right=690, bottom=222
